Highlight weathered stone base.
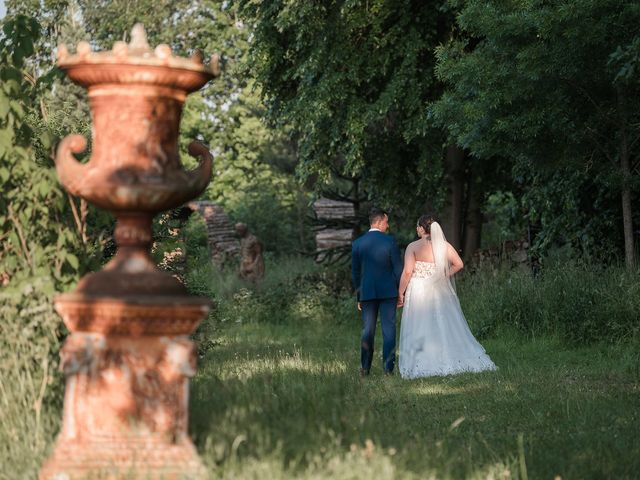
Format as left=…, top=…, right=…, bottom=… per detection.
left=40, top=437, right=207, bottom=479
left=39, top=330, right=207, bottom=480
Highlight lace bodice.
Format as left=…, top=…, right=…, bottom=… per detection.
left=412, top=261, right=436, bottom=279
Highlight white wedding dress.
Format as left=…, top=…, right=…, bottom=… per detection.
left=399, top=224, right=497, bottom=379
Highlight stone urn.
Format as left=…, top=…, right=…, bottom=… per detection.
left=40, top=25, right=219, bottom=479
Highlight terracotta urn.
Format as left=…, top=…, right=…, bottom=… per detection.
left=40, top=24, right=219, bottom=479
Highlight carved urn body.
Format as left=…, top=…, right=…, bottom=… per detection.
left=40, top=25, right=219, bottom=479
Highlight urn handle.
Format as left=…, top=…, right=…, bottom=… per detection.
left=55, top=134, right=91, bottom=197
left=183, top=141, right=213, bottom=200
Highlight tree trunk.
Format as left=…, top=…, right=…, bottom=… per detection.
left=296, top=190, right=306, bottom=251
left=617, top=87, right=636, bottom=270
left=445, top=145, right=465, bottom=250
left=352, top=177, right=363, bottom=237
left=463, top=177, right=483, bottom=261
left=621, top=182, right=634, bottom=270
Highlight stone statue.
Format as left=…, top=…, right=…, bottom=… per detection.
left=235, top=222, right=265, bottom=282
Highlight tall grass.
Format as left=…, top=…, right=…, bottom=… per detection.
left=186, top=254, right=357, bottom=327
left=0, top=276, right=63, bottom=479
left=188, top=251, right=639, bottom=346
left=458, top=263, right=640, bottom=344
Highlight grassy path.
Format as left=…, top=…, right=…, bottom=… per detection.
left=190, top=319, right=639, bottom=479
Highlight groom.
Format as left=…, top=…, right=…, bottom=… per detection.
left=351, top=207, right=402, bottom=376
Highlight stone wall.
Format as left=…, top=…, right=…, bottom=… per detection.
left=312, top=198, right=356, bottom=261
left=187, top=201, right=240, bottom=265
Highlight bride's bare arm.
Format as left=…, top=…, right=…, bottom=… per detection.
left=398, top=244, right=415, bottom=303
left=447, top=243, right=464, bottom=276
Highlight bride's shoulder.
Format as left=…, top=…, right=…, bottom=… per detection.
left=406, top=240, right=421, bottom=250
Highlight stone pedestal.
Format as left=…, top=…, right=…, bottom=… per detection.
left=40, top=295, right=211, bottom=479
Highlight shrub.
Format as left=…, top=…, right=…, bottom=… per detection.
left=185, top=254, right=358, bottom=331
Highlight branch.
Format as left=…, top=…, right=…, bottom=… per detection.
left=39, top=97, right=48, bottom=122
left=584, top=126, right=615, bottom=165
left=562, top=78, right=616, bottom=127
left=7, top=205, right=33, bottom=270
left=67, top=193, right=86, bottom=245
left=23, top=70, right=36, bottom=87
left=629, top=131, right=640, bottom=152
left=80, top=199, right=88, bottom=244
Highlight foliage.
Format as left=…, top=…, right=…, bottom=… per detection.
left=0, top=15, right=82, bottom=478
left=228, top=189, right=313, bottom=255
left=184, top=244, right=640, bottom=478
left=181, top=85, right=312, bottom=254
left=0, top=14, right=89, bottom=287
left=184, top=252, right=639, bottom=478
left=186, top=239, right=639, bottom=347
left=514, top=161, right=621, bottom=260
left=431, top=0, right=640, bottom=262
left=76, top=0, right=312, bottom=254
left=432, top=0, right=640, bottom=158
left=480, top=191, right=526, bottom=249
left=236, top=0, right=454, bottom=213
left=2, top=247, right=639, bottom=477
left=186, top=253, right=354, bottom=328
left=609, top=36, right=640, bottom=85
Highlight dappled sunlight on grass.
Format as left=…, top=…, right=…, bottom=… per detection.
left=468, top=460, right=519, bottom=480
left=409, top=382, right=501, bottom=397
left=214, top=350, right=348, bottom=381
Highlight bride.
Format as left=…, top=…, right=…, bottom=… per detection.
left=398, top=214, right=496, bottom=379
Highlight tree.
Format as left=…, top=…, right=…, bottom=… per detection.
left=432, top=0, right=640, bottom=268
left=236, top=0, right=457, bottom=225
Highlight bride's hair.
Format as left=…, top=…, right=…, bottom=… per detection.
left=417, top=214, right=437, bottom=235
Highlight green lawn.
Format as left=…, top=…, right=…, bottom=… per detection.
left=190, top=318, right=640, bottom=479
left=4, top=258, right=638, bottom=479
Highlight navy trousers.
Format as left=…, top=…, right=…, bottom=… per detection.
left=360, top=298, right=397, bottom=374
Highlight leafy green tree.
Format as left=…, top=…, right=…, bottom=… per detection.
left=236, top=0, right=456, bottom=220
left=432, top=0, right=640, bottom=268
left=235, top=0, right=511, bottom=257
left=5, top=0, right=114, bottom=263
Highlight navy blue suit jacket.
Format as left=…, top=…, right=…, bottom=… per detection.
left=351, top=230, right=402, bottom=301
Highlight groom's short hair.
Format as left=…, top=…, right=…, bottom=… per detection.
left=369, top=207, right=388, bottom=225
